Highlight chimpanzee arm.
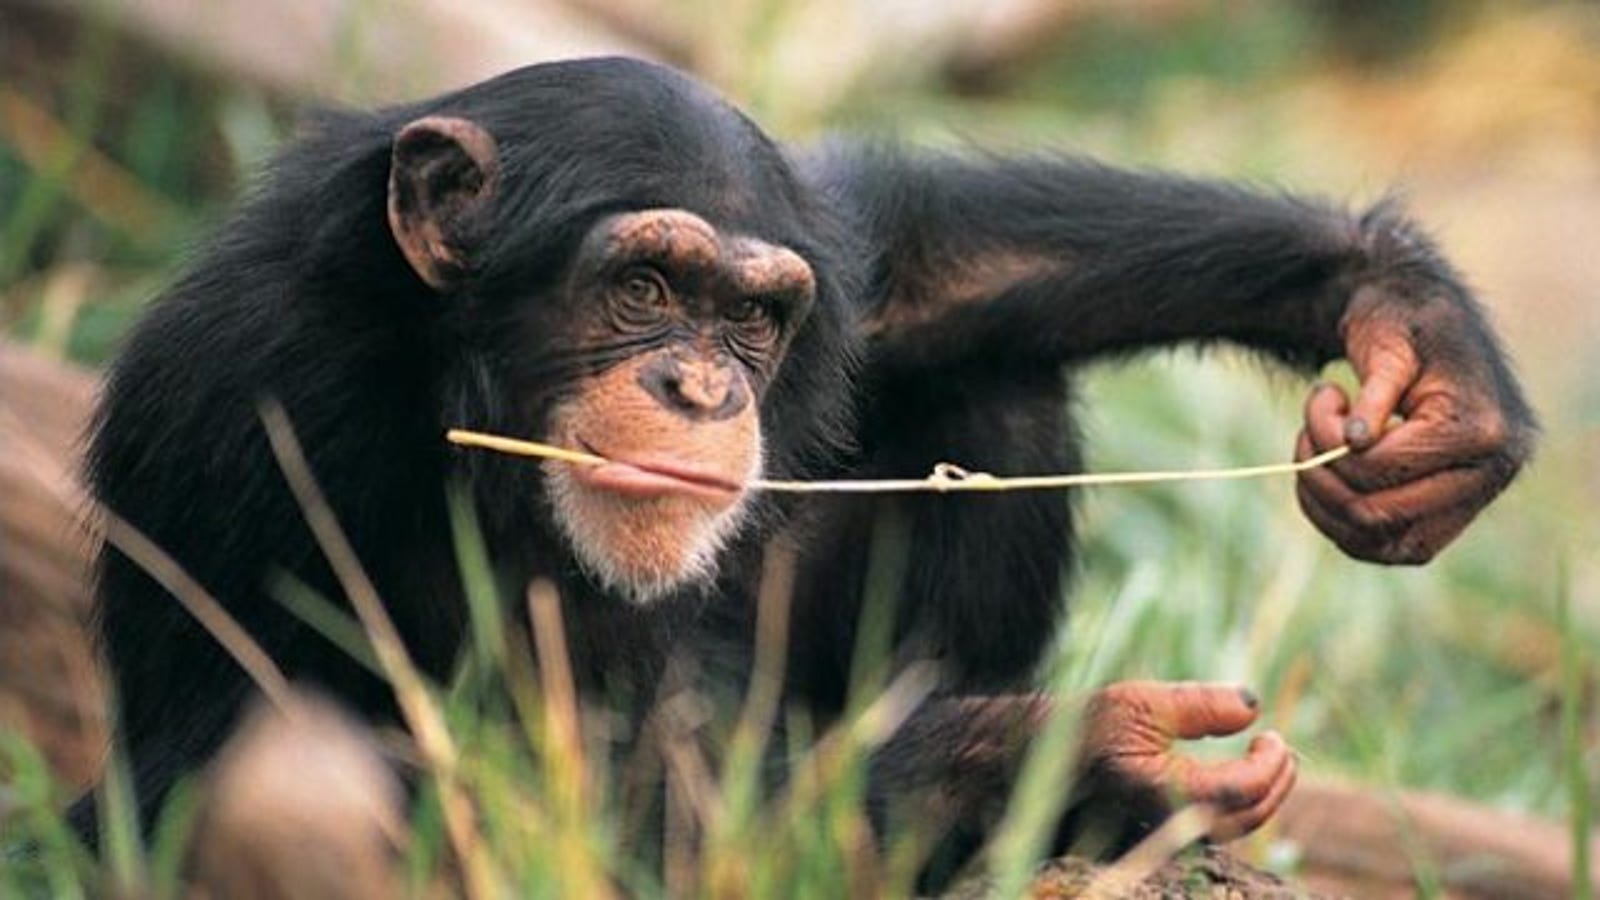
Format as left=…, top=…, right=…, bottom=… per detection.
left=815, top=147, right=1439, bottom=369
left=805, top=146, right=1536, bottom=564
left=871, top=682, right=1294, bottom=891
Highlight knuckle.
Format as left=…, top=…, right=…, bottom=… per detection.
left=1212, top=784, right=1249, bottom=810
left=1346, top=497, right=1400, bottom=535
left=1337, top=533, right=1390, bottom=564
left=1099, top=754, right=1138, bottom=780
left=1096, top=752, right=1163, bottom=788
left=1087, top=687, right=1131, bottom=725
left=1340, top=458, right=1407, bottom=492
left=1486, top=443, right=1528, bottom=486
left=1368, top=338, right=1417, bottom=376
left=1351, top=530, right=1436, bottom=565
left=1460, top=403, right=1531, bottom=471
left=1099, top=682, right=1162, bottom=718
left=1389, top=536, right=1437, bottom=565
left=1475, top=409, right=1511, bottom=452
left=1099, top=682, right=1138, bottom=704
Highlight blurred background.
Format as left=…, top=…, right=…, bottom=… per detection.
left=2, top=0, right=1598, bottom=895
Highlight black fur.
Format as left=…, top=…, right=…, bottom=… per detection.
left=76, top=57, right=1528, bottom=879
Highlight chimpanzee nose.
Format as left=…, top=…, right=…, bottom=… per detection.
left=637, top=354, right=748, bottom=421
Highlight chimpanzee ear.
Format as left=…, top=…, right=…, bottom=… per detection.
left=386, top=115, right=500, bottom=290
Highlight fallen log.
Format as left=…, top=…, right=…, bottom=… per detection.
left=7, top=0, right=651, bottom=103
left=1278, top=778, right=1597, bottom=899
left=0, top=339, right=104, bottom=793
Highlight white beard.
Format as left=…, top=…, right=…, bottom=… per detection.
left=542, top=440, right=763, bottom=605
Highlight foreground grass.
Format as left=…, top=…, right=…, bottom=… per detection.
left=1, top=352, right=1587, bottom=897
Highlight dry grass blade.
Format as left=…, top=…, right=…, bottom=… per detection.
left=733, top=539, right=798, bottom=763
left=258, top=400, right=500, bottom=900
left=96, top=515, right=294, bottom=712
left=446, top=427, right=1351, bottom=494
left=778, top=661, right=941, bottom=821
left=526, top=580, right=582, bottom=783
left=4, top=408, right=291, bottom=712
left=1081, top=805, right=1216, bottom=899
left=525, top=579, right=615, bottom=899
left=0, top=87, right=182, bottom=237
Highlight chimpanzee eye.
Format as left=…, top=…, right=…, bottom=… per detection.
left=728, top=296, right=773, bottom=325
left=617, top=267, right=670, bottom=310
left=725, top=298, right=781, bottom=365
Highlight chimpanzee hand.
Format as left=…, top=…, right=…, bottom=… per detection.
left=1077, top=680, right=1296, bottom=843
left=1296, top=283, right=1535, bottom=564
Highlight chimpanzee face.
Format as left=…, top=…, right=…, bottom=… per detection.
left=539, top=209, right=815, bottom=599
left=386, top=116, right=816, bottom=601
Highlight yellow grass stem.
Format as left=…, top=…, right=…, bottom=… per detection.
left=265, top=404, right=501, bottom=900
left=447, top=427, right=1351, bottom=494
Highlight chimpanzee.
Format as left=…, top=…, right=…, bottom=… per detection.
left=76, top=57, right=1533, bottom=878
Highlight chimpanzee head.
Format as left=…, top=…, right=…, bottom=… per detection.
left=378, top=58, right=859, bottom=602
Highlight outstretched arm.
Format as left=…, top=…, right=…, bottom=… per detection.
left=807, top=146, right=1536, bottom=563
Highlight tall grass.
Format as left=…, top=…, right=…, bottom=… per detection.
left=4, top=354, right=1582, bottom=896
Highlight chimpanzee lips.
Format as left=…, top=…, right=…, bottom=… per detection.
left=571, top=437, right=744, bottom=503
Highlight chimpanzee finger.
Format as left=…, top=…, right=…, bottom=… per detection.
left=1300, top=384, right=1388, bottom=493
left=1206, top=741, right=1299, bottom=841
left=1343, top=312, right=1422, bottom=450
left=1297, top=387, right=1365, bottom=501
left=1298, top=464, right=1490, bottom=563
left=1396, top=508, right=1477, bottom=565
left=1296, top=477, right=1381, bottom=559
left=1302, top=408, right=1494, bottom=518
left=1322, top=413, right=1510, bottom=493
left=1296, top=429, right=1376, bottom=551
left=1170, top=731, right=1291, bottom=811
left=1301, top=383, right=1351, bottom=453
left=1151, top=682, right=1262, bottom=740
left=1301, top=381, right=1496, bottom=495
left=1301, top=454, right=1492, bottom=533
left=1299, top=463, right=1424, bottom=562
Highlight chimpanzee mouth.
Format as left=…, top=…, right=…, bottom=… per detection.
left=571, top=437, right=744, bottom=503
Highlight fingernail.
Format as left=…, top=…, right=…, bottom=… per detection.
left=1239, top=687, right=1259, bottom=710
left=1344, top=418, right=1370, bottom=446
